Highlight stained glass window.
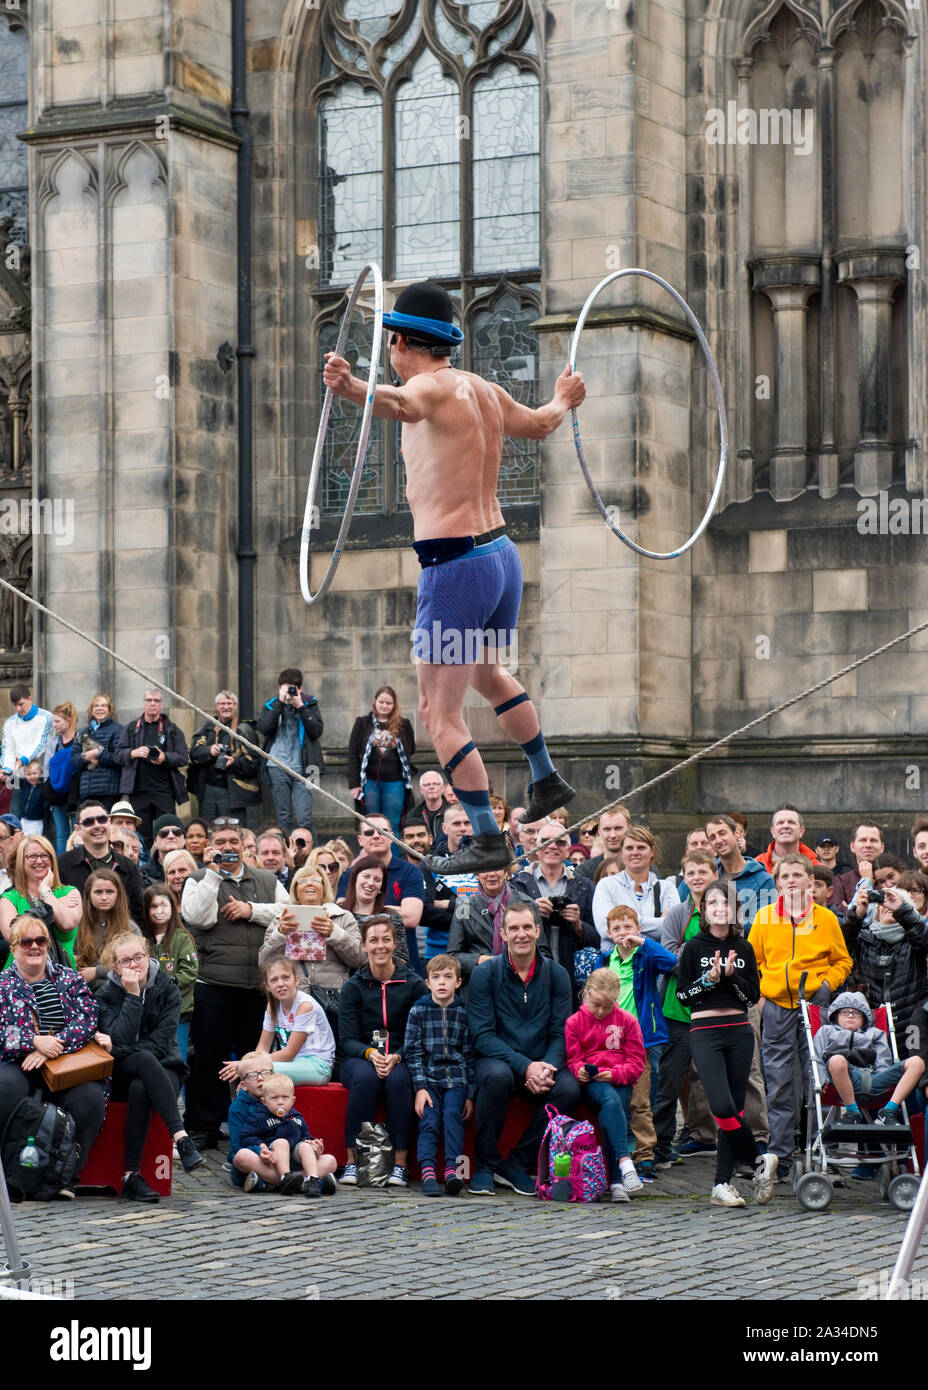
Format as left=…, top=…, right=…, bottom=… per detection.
left=394, top=51, right=460, bottom=279
left=319, top=82, right=382, bottom=286
left=318, top=317, right=385, bottom=515
left=473, top=66, right=539, bottom=272
left=0, top=23, right=28, bottom=245
left=473, top=290, right=540, bottom=502
left=313, top=0, right=540, bottom=515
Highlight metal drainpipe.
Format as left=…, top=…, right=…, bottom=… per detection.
left=231, top=0, right=255, bottom=716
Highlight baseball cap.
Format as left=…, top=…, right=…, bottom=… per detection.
left=815, top=832, right=839, bottom=848
left=0, top=813, right=22, bottom=832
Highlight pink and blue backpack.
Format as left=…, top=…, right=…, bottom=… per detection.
left=536, top=1103, right=609, bottom=1203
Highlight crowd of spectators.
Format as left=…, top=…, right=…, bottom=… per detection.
left=3, top=677, right=928, bottom=1211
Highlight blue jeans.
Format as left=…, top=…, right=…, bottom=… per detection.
left=647, top=1044, right=663, bottom=1111
left=49, top=805, right=71, bottom=857
left=176, top=1021, right=190, bottom=1063
left=267, top=764, right=315, bottom=839
left=361, top=779, right=406, bottom=837
left=416, top=1085, right=467, bottom=1172
left=586, top=1079, right=633, bottom=1172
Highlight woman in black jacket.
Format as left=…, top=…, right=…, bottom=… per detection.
left=95, top=933, right=205, bottom=1201
left=347, top=687, right=416, bottom=837
left=70, top=693, right=125, bottom=810
left=843, top=880, right=928, bottom=1052
left=337, top=914, right=427, bottom=1188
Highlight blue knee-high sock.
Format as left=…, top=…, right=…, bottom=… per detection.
left=521, top=730, right=555, bottom=783
left=453, top=786, right=499, bottom=836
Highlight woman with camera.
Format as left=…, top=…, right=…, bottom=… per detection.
left=844, top=869, right=928, bottom=1055
left=337, top=915, right=427, bottom=1187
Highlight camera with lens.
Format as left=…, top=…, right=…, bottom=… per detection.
left=866, top=888, right=885, bottom=905
left=211, top=851, right=240, bottom=865
left=548, top=894, right=571, bottom=913
left=287, top=684, right=299, bottom=698
left=214, top=752, right=231, bottom=771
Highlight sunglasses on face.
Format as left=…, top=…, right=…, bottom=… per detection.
left=20, top=936, right=47, bottom=948
left=318, top=861, right=338, bottom=871
left=111, top=839, right=126, bottom=851
left=80, top=815, right=109, bottom=827
left=360, top=828, right=386, bottom=838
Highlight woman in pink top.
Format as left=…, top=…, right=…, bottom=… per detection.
left=565, top=968, right=647, bottom=1203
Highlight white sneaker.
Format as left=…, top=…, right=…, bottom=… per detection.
left=710, top=1182, right=746, bottom=1208
left=340, top=1163, right=358, bottom=1186
left=753, top=1152, right=778, bottom=1205
left=610, top=1182, right=630, bottom=1203
left=621, top=1167, right=645, bottom=1197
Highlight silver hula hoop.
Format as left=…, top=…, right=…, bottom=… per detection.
left=569, top=268, right=728, bottom=561
left=300, top=262, right=384, bottom=605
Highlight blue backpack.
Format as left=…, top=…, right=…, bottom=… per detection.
left=48, top=745, right=74, bottom=795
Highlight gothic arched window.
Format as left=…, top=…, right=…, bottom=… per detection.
left=312, top=0, right=540, bottom=516
left=0, top=18, right=28, bottom=245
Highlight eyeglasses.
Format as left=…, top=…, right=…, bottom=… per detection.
left=210, top=818, right=240, bottom=828
left=541, top=838, right=570, bottom=849
left=110, top=840, right=126, bottom=851
left=242, top=1069, right=274, bottom=1081
left=360, top=827, right=386, bottom=838
left=79, top=815, right=109, bottom=827
left=19, top=936, right=47, bottom=948
left=118, top=953, right=147, bottom=966
left=318, top=861, right=338, bottom=872
left=581, top=826, right=597, bottom=836
left=24, top=853, right=51, bottom=864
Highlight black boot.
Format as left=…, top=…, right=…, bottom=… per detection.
left=424, top=831, right=513, bottom=874
left=122, top=1171, right=160, bottom=1203
left=519, top=771, right=576, bottom=824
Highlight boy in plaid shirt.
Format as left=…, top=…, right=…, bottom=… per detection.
left=404, top=954, right=476, bottom=1196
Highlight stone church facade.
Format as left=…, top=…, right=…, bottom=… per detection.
left=1, top=0, right=926, bottom=848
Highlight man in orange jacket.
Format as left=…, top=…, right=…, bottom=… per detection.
left=755, top=803, right=820, bottom=875
left=749, top=853, right=851, bottom=1177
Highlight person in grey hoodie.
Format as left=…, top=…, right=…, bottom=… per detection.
left=812, top=989, right=925, bottom=1127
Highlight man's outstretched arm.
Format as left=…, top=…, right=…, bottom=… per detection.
left=491, top=363, right=586, bottom=440
left=323, top=352, right=441, bottom=423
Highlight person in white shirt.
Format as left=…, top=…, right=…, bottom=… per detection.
left=592, top=825, right=680, bottom=939
left=0, top=685, right=53, bottom=784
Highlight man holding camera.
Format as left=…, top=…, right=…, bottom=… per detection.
left=256, top=668, right=324, bottom=839
left=115, top=690, right=189, bottom=840
left=182, top=817, right=291, bottom=1148
left=188, top=690, right=261, bottom=826
left=511, top=819, right=597, bottom=985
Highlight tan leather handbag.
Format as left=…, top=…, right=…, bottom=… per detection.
left=41, top=1042, right=113, bottom=1092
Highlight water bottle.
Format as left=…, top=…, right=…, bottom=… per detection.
left=551, top=1151, right=572, bottom=1201
left=19, top=1136, right=40, bottom=1168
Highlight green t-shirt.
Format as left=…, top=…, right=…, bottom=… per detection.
left=608, top=946, right=638, bottom=1017
left=662, top=908, right=702, bottom=1023
left=1, top=887, right=79, bottom=970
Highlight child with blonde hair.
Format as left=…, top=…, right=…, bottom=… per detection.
left=565, top=968, right=647, bottom=1202
left=237, top=1072, right=338, bottom=1198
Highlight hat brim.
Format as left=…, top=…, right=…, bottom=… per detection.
left=382, top=310, right=463, bottom=345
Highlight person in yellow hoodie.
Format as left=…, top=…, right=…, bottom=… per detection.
left=749, top=853, right=851, bottom=1178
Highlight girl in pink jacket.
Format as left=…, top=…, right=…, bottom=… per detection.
left=565, top=969, right=647, bottom=1202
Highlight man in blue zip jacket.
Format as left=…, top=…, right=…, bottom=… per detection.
left=256, top=667, right=324, bottom=838
left=466, top=903, right=580, bottom=1196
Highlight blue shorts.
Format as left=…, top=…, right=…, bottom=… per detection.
left=847, top=1061, right=905, bottom=1097
left=412, top=535, right=522, bottom=666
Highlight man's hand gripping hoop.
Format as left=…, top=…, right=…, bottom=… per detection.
left=569, top=268, right=729, bottom=560
left=300, top=262, right=384, bottom=604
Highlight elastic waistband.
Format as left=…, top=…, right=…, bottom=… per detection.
left=689, top=1015, right=750, bottom=1032
left=414, top=526, right=507, bottom=569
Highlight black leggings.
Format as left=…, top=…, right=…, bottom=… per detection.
left=689, top=1017, right=757, bottom=1185
left=112, top=1053, right=183, bottom=1172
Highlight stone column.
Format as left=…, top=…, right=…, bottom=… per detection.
left=751, top=257, right=821, bottom=501
left=26, top=0, right=238, bottom=719
left=835, top=250, right=906, bottom=496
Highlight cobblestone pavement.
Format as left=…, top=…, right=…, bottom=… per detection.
left=4, top=1152, right=925, bottom=1300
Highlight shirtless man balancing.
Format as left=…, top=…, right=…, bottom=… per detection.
left=323, top=280, right=586, bottom=874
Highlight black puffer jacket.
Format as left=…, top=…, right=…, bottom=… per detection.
left=338, top=961, right=427, bottom=1060
left=96, top=960, right=186, bottom=1078
left=843, top=899, right=928, bottom=1046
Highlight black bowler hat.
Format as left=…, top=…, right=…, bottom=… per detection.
left=383, top=281, right=464, bottom=346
